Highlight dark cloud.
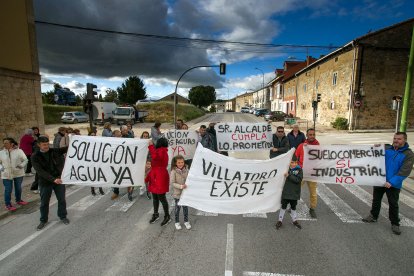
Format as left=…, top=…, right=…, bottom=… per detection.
left=34, top=0, right=223, bottom=88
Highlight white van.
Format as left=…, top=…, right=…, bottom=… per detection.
left=92, top=102, right=117, bottom=125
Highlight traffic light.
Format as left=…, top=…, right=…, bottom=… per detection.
left=317, top=93, right=321, bottom=102
left=83, top=99, right=91, bottom=114
left=86, top=83, right=97, bottom=101
left=219, top=63, right=226, bottom=75
left=312, top=100, right=318, bottom=109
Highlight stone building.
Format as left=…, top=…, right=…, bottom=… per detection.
left=0, top=0, right=44, bottom=146
left=235, top=91, right=253, bottom=112
left=225, top=97, right=236, bottom=111
left=294, top=18, right=414, bottom=129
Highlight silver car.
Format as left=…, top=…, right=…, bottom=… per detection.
left=61, top=112, right=89, bottom=124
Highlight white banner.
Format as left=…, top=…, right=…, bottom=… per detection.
left=178, top=144, right=295, bottom=214
left=303, top=144, right=386, bottom=186
left=165, top=130, right=198, bottom=160
left=62, top=136, right=148, bottom=187
left=216, top=122, right=273, bottom=151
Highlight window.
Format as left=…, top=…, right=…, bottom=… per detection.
left=303, top=84, right=307, bottom=92
left=316, top=80, right=319, bottom=90
left=332, top=72, right=338, bottom=86
left=290, top=101, right=294, bottom=112
left=335, top=57, right=338, bottom=62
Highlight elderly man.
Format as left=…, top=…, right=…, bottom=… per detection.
left=31, top=136, right=69, bottom=230
left=269, top=126, right=290, bottom=159
left=362, top=132, right=414, bottom=235
left=287, top=124, right=306, bottom=149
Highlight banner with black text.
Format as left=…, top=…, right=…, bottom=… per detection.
left=62, top=136, right=148, bottom=187
left=216, top=122, right=273, bottom=151
left=165, top=130, right=198, bottom=160
left=303, top=144, right=386, bottom=186
left=178, top=144, right=295, bottom=214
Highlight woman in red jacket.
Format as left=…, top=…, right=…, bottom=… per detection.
left=19, top=129, right=35, bottom=176
left=145, top=137, right=171, bottom=226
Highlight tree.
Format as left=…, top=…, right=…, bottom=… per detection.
left=53, top=83, right=62, bottom=90
left=188, top=85, right=216, bottom=108
left=42, top=91, right=55, bottom=104
left=103, top=88, right=118, bottom=103
left=98, top=94, right=103, bottom=101
left=117, top=76, right=147, bottom=105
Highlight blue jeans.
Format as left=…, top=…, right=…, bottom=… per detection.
left=3, top=177, right=23, bottom=206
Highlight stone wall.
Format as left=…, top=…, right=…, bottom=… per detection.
left=0, top=68, right=44, bottom=145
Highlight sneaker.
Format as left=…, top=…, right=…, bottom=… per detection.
left=362, top=214, right=377, bottom=223
left=61, top=218, right=70, bottom=225
left=309, top=208, right=317, bottom=218
left=111, top=193, right=119, bottom=200
left=161, top=215, right=171, bottom=226
left=184, top=222, right=192, bottom=230
left=91, top=188, right=96, bottom=196
left=16, top=200, right=28, bottom=206
left=149, top=214, right=160, bottom=224
left=391, top=225, right=401, bottom=235
left=293, top=221, right=302, bottom=229
left=175, top=223, right=182, bottom=230
left=37, top=222, right=47, bottom=230
left=99, top=188, right=105, bottom=195
left=5, top=205, right=17, bottom=211
left=128, top=192, right=133, bottom=201
left=275, top=221, right=282, bottom=230
left=146, top=192, right=152, bottom=200
left=139, top=187, right=145, bottom=196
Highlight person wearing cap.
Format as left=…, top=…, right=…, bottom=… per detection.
left=287, top=124, right=306, bottom=149
left=31, top=136, right=69, bottom=230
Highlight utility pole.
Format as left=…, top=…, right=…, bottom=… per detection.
left=400, top=26, right=414, bottom=132
left=255, top=67, right=264, bottom=108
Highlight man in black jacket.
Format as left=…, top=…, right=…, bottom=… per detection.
left=269, top=126, right=290, bottom=159
left=31, top=136, right=69, bottom=230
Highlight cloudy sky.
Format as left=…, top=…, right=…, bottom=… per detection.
left=34, top=0, right=413, bottom=100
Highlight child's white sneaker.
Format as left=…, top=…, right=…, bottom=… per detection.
left=175, top=223, right=182, bottom=230
left=184, top=222, right=192, bottom=230
left=139, top=187, right=145, bottom=196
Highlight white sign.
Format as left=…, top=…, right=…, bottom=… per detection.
left=178, top=144, right=295, bottom=214
left=165, top=130, right=198, bottom=160
left=215, top=122, right=273, bottom=151
left=62, top=136, right=148, bottom=187
left=303, top=144, right=386, bottom=186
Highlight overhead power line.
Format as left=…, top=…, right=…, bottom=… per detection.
left=35, top=20, right=341, bottom=50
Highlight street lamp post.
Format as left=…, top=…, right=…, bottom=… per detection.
left=255, top=67, right=264, bottom=108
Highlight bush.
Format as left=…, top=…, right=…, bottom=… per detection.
left=331, top=117, right=348, bottom=130
left=136, top=101, right=205, bottom=123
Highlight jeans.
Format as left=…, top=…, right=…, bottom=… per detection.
left=39, top=184, right=67, bottom=222
left=302, top=181, right=317, bottom=209
left=2, top=177, right=23, bottom=206
left=370, top=186, right=401, bottom=226
left=152, top=193, right=169, bottom=216
left=174, top=198, right=188, bottom=223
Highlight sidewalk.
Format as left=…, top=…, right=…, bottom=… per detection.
left=0, top=175, right=41, bottom=221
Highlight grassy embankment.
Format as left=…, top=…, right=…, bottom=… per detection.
left=43, top=102, right=205, bottom=124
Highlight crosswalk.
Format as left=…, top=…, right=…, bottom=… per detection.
left=21, top=182, right=414, bottom=229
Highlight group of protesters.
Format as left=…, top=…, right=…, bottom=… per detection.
left=1, top=119, right=413, bottom=236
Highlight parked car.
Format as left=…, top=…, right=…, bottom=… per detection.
left=254, top=108, right=269, bottom=117
left=61, top=112, right=89, bottom=124
left=264, top=111, right=289, bottom=121
left=249, top=108, right=255, bottom=114
left=241, top=106, right=250, bottom=113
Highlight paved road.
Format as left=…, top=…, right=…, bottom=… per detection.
left=1, top=113, right=414, bottom=276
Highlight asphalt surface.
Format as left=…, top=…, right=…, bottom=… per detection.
left=1, top=113, right=414, bottom=276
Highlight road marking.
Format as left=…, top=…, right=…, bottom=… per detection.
left=105, top=193, right=137, bottom=212
left=68, top=193, right=106, bottom=212
left=242, top=213, right=267, bottom=218
left=343, top=184, right=414, bottom=227
left=196, top=210, right=218, bottom=216
left=399, top=192, right=414, bottom=209
left=296, top=199, right=317, bottom=221
left=225, top=223, right=234, bottom=276
left=318, top=183, right=362, bottom=223
left=243, top=272, right=304, bottom=276
left=0, top=221, right=58, bottom=262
